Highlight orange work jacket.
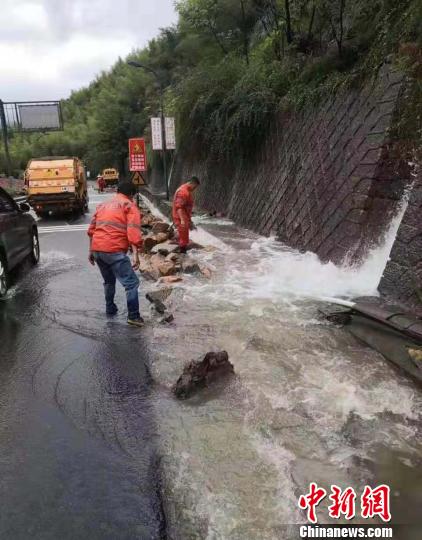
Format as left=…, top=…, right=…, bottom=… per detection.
left=172, top=183, right=194, bottom=224
left=88, top=193, right=143, bottom=252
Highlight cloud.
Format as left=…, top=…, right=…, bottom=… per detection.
left=0, top=0, right=177, bottom=101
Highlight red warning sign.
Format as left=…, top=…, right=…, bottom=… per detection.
left=129, top=138, right=147, bottom=172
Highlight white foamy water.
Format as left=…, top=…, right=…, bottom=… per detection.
left=194, top=197, right=408, bottom=305
left=150, top=200, right=421, bottom=539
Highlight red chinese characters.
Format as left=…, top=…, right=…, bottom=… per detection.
left=328, top=485, right=357, bottom=520
left=298, top=483, right=327, bottom=524
left=298, top=484, right=391, bottom=524
left=129, top=138, right=147, bottom=172
left=361, top=485, right=391, bottom=523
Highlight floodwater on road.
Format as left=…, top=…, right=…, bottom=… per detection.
left=0, top=193, right=165, bottom=539
left=146, top=211, right=422, bottom=539
left=0, top=190, right=420, bottom=539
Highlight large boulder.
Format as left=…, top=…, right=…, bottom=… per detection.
left=166, top=252, right=183, bottom=264
left=159, top=275, right=183, bottom=285
left=142, top=214, right=154, bottom=227
left=173, top=351, right=234, bottom=399
left=138, top=255, right=160, bottom=281
left=146, top=288, right=173, bottom=314
left=154, top=232, right=169, bottom=244
left=150, top=254, right=177, bottom=276
left=159, top=261, right=177, bottom=277
left=144, top=235, right=158, bottom=252
left=182, top=258, right=201, bottom=274
left=152, top=221, right=170, bottom=234
left=151, top=241, right=180, bottom=256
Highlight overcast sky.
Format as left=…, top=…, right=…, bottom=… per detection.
left=0, top=0, right=177, bottom=102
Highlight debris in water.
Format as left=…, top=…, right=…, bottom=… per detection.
left=146, top=288, right=173, bottom=314
left=173, top=351, right=234, bottom=399
left=160, top=313, right=175, bottom=324
left=159, top=275, right=183, bottom=285
left=408, top=348, right=422, bottom=364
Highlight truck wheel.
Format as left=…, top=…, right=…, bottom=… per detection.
left=30, top=230, right=40, bottom=265
left=0, top=253, right=8, bottom=298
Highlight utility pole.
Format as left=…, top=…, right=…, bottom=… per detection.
left=160, top=91, right=169, bottom=201
left=0, top=100, right=12, bottom=177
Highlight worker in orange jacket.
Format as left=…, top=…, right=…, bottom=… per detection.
left=172, top=176, right=200, bottom=253
left=88, top=182, right=144, bottom=327
left=97, top=175, right=105, bottom=193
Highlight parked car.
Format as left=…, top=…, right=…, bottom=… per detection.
left=0, top=187, right=39, bottom=297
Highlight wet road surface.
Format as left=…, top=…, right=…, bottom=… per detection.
left=0, top=190, right=165, bottom=539
left=1, top=189, right=421, bottom=540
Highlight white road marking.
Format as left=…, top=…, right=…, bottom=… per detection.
left=38, top=224, right=89, bottom=234
left=35, top=193, right=111, bottom=233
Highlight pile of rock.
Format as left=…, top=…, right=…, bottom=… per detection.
left=139, top=202, right=212, bottom=282
left=140, top=201, right=235, bottom=399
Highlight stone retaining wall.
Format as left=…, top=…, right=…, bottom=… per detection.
left=171, top=65, right=407, bottom=265
left=379, top=167, right=422, bottom=315
left=167, top=64, right=421, bottom=313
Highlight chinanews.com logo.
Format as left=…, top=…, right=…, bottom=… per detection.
left=297, top=483, right=393, bottom=538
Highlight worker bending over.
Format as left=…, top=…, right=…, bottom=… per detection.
left=172, top=176, right=200, bottom=253
left=88, top=182, right=144, bottom=327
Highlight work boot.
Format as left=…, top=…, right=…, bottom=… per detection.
left=127, top=317, right=145, bottom=328
left=106, top=304, right=118, bottom=316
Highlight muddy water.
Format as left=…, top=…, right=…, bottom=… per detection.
left=146, top=213, right=422, bottom=539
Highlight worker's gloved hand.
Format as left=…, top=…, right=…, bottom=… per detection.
left=88, top=252, right=95, bottom=266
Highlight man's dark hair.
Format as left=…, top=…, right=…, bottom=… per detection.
left=117, top=181, right=137, bottom=197
left=190, top=176, right=200, bottom=185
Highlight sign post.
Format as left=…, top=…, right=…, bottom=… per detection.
left=0, top=99, right=63, bottom=178
left=0, top=100, right=11, bottom=177
left=150, top=117, right=176, bottom=200
left=128, top=137, right=147, bottom=207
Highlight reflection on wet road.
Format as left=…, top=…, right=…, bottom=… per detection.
left=0, top=190, right=165, bottom=539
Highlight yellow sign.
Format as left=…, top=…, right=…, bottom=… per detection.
left=132, top=171, right=145, bottom=186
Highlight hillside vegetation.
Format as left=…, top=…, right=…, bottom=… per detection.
left=1, top=0, right=421, bottom=177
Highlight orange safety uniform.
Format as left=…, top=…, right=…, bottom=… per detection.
left=88, top=193, right=143, bottom=252
left=172, top=183, right=195, bottom=248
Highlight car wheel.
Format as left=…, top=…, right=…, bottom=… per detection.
left=0, top=253, right=8, bottom=298
left=30, top=230, right=40, bottom=265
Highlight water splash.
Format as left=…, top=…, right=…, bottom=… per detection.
left=192, top=198, right=409, bottom=305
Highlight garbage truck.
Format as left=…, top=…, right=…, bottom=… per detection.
left=102, top=168, right=119, bottom=188
left=26, top=157, right=89, bottom=217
